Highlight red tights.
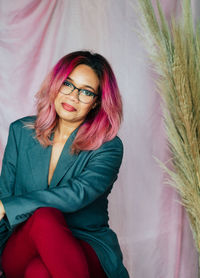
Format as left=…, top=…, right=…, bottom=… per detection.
left=1, top=207, right=107, bottom=278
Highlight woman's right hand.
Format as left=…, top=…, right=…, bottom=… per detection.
left=0, top=201, right=5, bottom=221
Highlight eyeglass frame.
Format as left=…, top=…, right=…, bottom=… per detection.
left=59, top=80, right=98, bottom=104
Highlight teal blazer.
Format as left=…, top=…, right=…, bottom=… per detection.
left=0, top=116, right=129, bottom=278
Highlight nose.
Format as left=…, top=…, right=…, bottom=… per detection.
left=68, top=88, right=79, bottom=102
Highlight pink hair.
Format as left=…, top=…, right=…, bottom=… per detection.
left=34, top=51, right=122, bottom=153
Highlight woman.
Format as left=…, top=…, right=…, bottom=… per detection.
left=0, top=51, right=129, bottom=278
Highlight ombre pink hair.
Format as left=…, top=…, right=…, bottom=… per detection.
left=34, top=51, right=122, bottom=153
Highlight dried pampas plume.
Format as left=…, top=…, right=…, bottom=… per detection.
left=137, top=0, right=200, bottom=257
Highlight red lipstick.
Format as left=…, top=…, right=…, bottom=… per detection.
left=62, top=103, right=76, bottom=112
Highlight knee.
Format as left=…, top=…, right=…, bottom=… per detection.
left=31, top=207, right=66, bottom=232
left=33, top=207, right=62, bottom=220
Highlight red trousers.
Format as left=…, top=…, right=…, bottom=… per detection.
left=1, top=207, right=107, bottom=278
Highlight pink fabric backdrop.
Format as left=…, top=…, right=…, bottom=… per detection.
left=0, top=0, right=198, bottom=277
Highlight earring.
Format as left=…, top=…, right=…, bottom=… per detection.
left=92, top=103, right=97, bottom=109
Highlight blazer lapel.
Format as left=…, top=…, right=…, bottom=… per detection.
left=27, top=142, right=52, bottom=190
left=49, top=128, right=79, bottom=188
left=27, top=127, right=79, bottom=189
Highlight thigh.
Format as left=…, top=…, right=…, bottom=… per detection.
left=78, top=240, right=107, bottom=278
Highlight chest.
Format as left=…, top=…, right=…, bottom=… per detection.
left=13, top=139, right=92, bottom=195
left=48, top=142, right=66, bottom=186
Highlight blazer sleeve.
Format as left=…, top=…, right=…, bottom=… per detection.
left=0, top=124, right=18, bottom=198
left=0, top=123, right=19, bottom=234
left=1, top=137, right=123, bottom=228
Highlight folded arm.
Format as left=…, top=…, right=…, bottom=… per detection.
left=1, top=136, right=123, bottom=228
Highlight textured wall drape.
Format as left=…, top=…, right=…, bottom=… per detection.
left=0, top=0, right=198, bottom=277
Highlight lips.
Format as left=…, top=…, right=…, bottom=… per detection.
left=62, top=102, right=76, bottom=112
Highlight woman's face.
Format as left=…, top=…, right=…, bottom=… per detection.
left=54, top=64, right=99, bottom=127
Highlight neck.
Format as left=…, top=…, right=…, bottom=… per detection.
left=55, top=118, right=81, bottom=140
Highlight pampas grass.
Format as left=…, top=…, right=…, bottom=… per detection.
left=137, top=0, right=200, bottom=256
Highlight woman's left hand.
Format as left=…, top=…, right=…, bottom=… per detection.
left=0, top=201, right=5, bottom=221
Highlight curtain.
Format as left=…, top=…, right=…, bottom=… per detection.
left=0, top=0, right=198, bottom=277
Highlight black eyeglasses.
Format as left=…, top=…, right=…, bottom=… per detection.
left=60, top=80, right=98, bottom=104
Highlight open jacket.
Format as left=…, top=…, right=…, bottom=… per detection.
left=0, top=116, right=129, bottom=278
